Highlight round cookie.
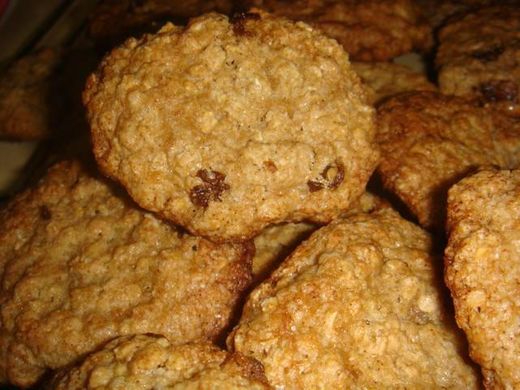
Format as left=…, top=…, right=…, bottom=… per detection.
left=352, top=61, right=436, bottom=105
left=0, top=161, right=253, bottom=387
left=376, top=91, right=520, bottom=231
left=445, top=169, right=520, bottom=389
left=84, top=11, right=378, bottom=242
left=228, top=208, right=479, bottom=389
left=89, top=0, right=233, bottom=48
left=49, top=335, right=270, bottom=389
left=238, top=0, right=432, bottom=61
left=0, top=48, right=63, bottom=141
left=436, top=5, right=520, bottom=116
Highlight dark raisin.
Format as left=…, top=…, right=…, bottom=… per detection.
left=471, top=45, right=504, bottom=62
left=230, top=12, right=260, bottom=36
left=39, top=205, right=51, bottom=220
left=307, top=180, right=325, bottom=192
left=307, top=160, right=345, bottom=192
left=189, top=169, right=230, bottom=208
left=480, top=80, right=518, bottom=103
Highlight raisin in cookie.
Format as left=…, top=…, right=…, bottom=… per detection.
left=84, top=11, right=378, bottom=242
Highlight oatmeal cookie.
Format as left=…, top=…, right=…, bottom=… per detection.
left=445, top=169, right=520, bottom=389
left=239, top=0, right=432, bottom=61
left=0, top=48, right=63, bottom=141
left=376, top=91, right=520, bottom=231
left=49, top=334, right=270, bottom=389
left=0, top=161, right=253, bottom=387
left=84, top=11, right=378, bottom=242
left=252, top=191, right=386, bottom=282
left=228, top=208, right=479, bottom=389
left=89, top=0, right=233, bottom=48
left=352, top=61, right=436, bottom=105
left=436, top=5, right=520, bottom=115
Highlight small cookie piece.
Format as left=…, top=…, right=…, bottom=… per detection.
left=352, top=61, right=436, bottom=105
left=49, top=335, right=270, bottom=389
left=376, top=91, right=520, bottom=231
left=84, top=12, right=378, bottom=242
left=89, top=0, right=233, bottom=48
left=445, top=169, right=520, bottom=389
left=228, top=208, right=479, bottom=389
left=252, top=192, right=386, bottom=282
left=0, top=48, right=63, bottom=141
left=0, top=161, right=253, bottom=387
left=436, top=5, right=520, bottom=115
left=239, top=0, right=432, bottom=61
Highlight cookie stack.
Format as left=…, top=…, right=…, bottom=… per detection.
left=0, top=1, right=518, bottom=389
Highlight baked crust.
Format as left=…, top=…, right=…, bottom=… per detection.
left=0, top=161, right=253, bottom=387
left=49, top=335, right=270, bottom=389
left=229, top=208, right=478, bottom=389
left=376, top=91, right=520, bottom=230
left=445, top=169, right=520, bottom=389
left=84, top=11, right=378, bottom=242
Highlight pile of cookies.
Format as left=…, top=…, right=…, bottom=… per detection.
left=0, top=0, right=519, bottom=388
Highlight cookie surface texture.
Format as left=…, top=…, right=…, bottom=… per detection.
left=229, top=208, right=478, bottom=389
left=0, top=48, right=63, bottom=141
left=0, top=161, right=253, bottom=387
left=445, top=169, right=520, bottom=389
left=49, top=335, right=270, bottom=389
left=436, top=5, right=520, bottom=115
left=240, top=0, right=432, bottom=61
left=376, top=91, right=520, bottom=230
left=352, top=61, right=436, bottom=105
left=84, top=11, right=378, bottom=242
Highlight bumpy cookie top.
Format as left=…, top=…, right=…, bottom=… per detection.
left=376, top=91, right=520, bottom=230
left=49, top=335, right=270, bottom=389
left=0, top=48, right=63, bottom=141
left=445, top=169, right=520, bottom=389
left=352, top=61, right=436, bottom=105
left=229, top=208, right=478, bottom=389
left=0, top=161, right=252, bottom=387
left=436, top=5, right=520, bottom=115
left=239, top=0, right=432, bottom=61
left=84, top=11, right=378, bottom=242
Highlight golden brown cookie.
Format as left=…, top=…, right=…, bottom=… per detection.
left=89, top=0, right=233, bottom=48
left=84, top=11, right=378, bottom=242
left=436, top=5, right=520, bottom=115
left=376, top=91, right=520, bottom=231
left=252, top=191, right=386, bottom=282
left=0, top=48, right=63, bottom=141
left=239, top=0, right=432, bottom=61
left=0, top=161, right=253, bottom=387
left=49, top=335, right=270, bottom=389
left=352, top=61, right=436, bottom=105
left=445, top=169, right=520, bottom=389
left=228, top=208, right=479, bottom=389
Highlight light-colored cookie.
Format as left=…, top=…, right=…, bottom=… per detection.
left=229, top=208, right=479, bottom=389
left=352, top=61, right=436, bottom=105
left=84, top=11, right=378, bottom=242
left=376, top=91, right=520, bottom=231
left=0, top=161, right=253, bottom=387
left=436, top=5, right=520, bottom=116
left=239, top=0, right=432, bottom=61
left=49, top=335, right=270, bottom=389
left=0, top=48, right=63, bottom=141
left=252, top=191, right=386, bottom=282
left=89, top=0, right=233, bottom=47
left=445, top=169, right=520, bottom=389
